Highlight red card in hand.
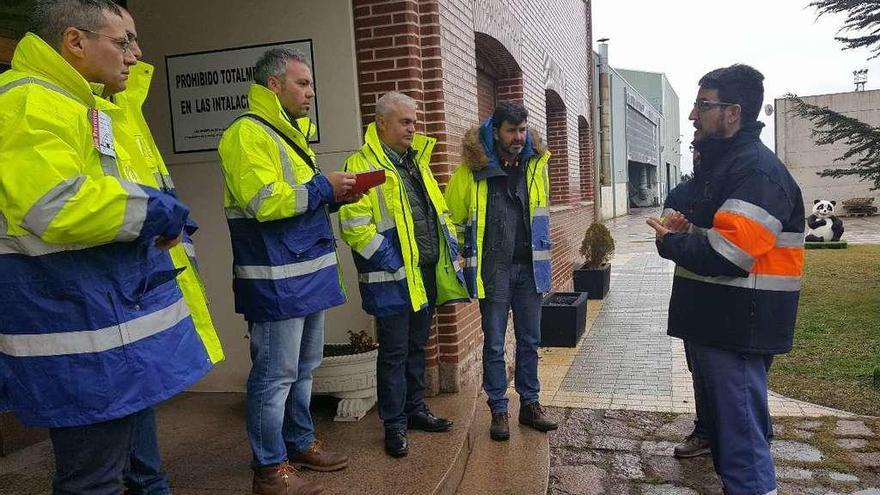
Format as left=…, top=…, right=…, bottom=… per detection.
left=337, top=169, right=386, bottom=201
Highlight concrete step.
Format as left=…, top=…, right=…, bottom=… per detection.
left=0, top=382, right=482, bottom=495
left=454, top=393, right=550, bottom=495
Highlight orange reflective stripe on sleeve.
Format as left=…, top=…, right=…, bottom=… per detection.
left=752, top=246, right=804, bottom=277
left=713, top=211, right=777, bottom=259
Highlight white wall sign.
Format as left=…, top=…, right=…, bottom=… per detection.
left=165, top=39, right=319, bottom=153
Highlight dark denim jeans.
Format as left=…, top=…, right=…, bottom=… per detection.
left=688, top=342, right=776, bottom=495
left=50, top=409, right=147, bottom=495
left=246, top=312, right=325, bottom=467
left=376, top=265, right=436, bottom=432
left=125, top=407, right=171, bottom=494
left=479, top=263, right=542, bottom=414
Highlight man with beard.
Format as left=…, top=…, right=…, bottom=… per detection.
left=445, top=102, right=558, bottom=442
left=647, top=65, right=805, bottom=495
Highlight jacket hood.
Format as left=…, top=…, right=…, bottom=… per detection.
left=461, top=117, right=547, bottom=171
left=11, top=33, right=97, bottom=107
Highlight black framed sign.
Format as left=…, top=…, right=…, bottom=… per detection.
left=165, top=39, right=320, bottom=153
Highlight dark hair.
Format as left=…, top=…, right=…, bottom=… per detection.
left=698, top=64, right=764, bottom=123
left=30, top=0, right=123, bottom=49
left=491, top=101, right=528, bottom=128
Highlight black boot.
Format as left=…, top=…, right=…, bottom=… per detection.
left=408, top=408, right=453, bottom=432
left=519, top=402, right=558, bottom=432
left=384, top=429, right=408, bottom=458
left=490, top=412, right=510, bottom=441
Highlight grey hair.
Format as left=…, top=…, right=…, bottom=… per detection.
left=376, top=91, right=417, bottom=118
left=254, top=48, right=309, bottom=87
left=30, top=0, right=123, bottom=50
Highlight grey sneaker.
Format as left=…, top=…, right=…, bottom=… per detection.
left=673, top=432, right=711, bottom=458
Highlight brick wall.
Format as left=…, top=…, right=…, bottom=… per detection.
left=352, top=0, right=596, bottom=393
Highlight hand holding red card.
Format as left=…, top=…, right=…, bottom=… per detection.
left=336, top=169, right=386, bottom=201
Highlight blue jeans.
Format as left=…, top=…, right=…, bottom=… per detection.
left=125, top=407, right=171, bottom=494
left=246, top=312, right=325, bottom=467
left=688, top=342, right=776, bottom=495
left=376, top=264, right=436, bottom=432
left=50, top=410, right=143, bottom=495
left=479, top=263, right=542, bottom=414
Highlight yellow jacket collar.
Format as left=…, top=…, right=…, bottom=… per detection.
left=12, top=33, right=97, bottom=107
left=246, top=84, right=315, bottom=144
left=364, top=122, right=429, bottom=165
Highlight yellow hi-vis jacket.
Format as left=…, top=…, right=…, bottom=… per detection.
left=110, top=61, right=223, bottom=364
left=339, top=123, right=468, bottom=317
left=0, top=33, right=211, bottom=427
left=218, top=84, right=345, bottom=322
left=444, top=121, right=553, bottom=299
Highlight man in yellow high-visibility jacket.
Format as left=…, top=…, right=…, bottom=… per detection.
left=445, top=102, right=558, bottom=442
left=219, top=48, right=354, bottom=495
left=338, top=92, right=468, bottom=458
left=0, top=1, right=213, bottom=493
left=104, top=8, right=224, bottom=494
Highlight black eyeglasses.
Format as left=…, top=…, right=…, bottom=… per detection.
left=76, top=27, right=133, bottom=54
left=693, top=100, right=737, bottom=112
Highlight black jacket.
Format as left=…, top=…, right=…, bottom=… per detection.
left=658, top=122, right=805, bottom=354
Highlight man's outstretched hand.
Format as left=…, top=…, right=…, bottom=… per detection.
left=646, top=211, right=690, bottom=240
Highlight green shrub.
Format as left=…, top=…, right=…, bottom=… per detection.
left=579, top=222, right=615, bottom=269
left=347, top=330, right=378, bottom=354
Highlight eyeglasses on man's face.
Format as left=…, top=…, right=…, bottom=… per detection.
left=76, top=27, right=134, bottom=54
left=693, top=100, right=737, bottom=112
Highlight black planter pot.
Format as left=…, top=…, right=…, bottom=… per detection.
left=540, top=292, right=589, bottom=347
left=572, top=263, right=611, bottom=299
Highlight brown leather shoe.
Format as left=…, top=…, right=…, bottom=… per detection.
left=252, top=461, right=323, bottom=495
left=289, top=440, right=349, bottom=472
left=518, top=401, right=558, bottom=432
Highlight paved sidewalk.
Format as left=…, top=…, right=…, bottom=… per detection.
left=841, top=214, right=880, bottom=245
left=538, top=207, right=851, bottom=417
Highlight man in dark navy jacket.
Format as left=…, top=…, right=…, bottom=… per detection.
left=647, top=65, right=805, bottom=495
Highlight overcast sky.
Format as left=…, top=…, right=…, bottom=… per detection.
left=591, top=0, right=877, bottom=174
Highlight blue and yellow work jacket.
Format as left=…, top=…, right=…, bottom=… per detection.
left=0, top=34, right=212, bottom=427
left=444, top=119, right=553, bottom=299
left=218, top=84, right=345, bottom=322
left=339, top=124, right=468, bottom=317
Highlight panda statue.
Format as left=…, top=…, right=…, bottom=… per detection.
left=805, top=199, right=844, bottom=242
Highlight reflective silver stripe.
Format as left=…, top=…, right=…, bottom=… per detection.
left=247, top=183, right=274, bottom=217
left=533, top=250, right=552, bottom=262
left=99, top=153, right=119, bottom=178
left=0, top=297, right=190, bottom=358
left=358, top=234, right=385, bottom=260
left=0, top=210, right=7, bottom=235
left=22, top=176, right=86, bottom=236
left=776, top=232, right=804, bottom=248
left=234, top=252, right=337, bottom=280
left=341, top=216, right=372, bottom=230
left=707, top=229, right=755, bottom=271
left=375, top=184, right=395, bottom=232
left=465, top=256, right=477, bottom=268
left=358, top=266, right=406, bottom=284
left=242, top=117, right=297, bottom=187
left=0, top=232, right=90, bottom=256
left=763, top=490, right=777, bottom=495
left=293, top=184, right=309, bottom=215
left=114, top=180, right=148, bottom=242
left=533, top=206, right=549, bottom=218
left=0, top=77, right=84, bottom=105
left=182, top=241, right=196, bottom=258
left=718, top=199, right=782, bottom=235
left=224, top=207, right=247, bottom=219
left=153, top=172, right=175, bottom=191
left=674, top=266, right=801, bottom=292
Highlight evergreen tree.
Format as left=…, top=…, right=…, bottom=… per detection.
left=785, top=0, right=880, bottom=190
